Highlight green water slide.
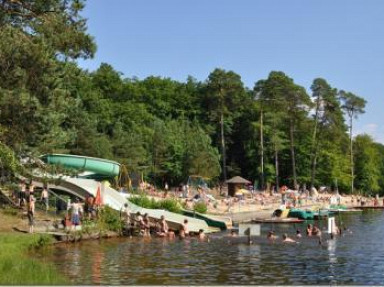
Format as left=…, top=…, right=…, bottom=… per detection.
left=40, top=154, right=120, bottom=178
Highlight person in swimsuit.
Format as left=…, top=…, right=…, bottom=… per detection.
left=179, top=219, right=189, bottom=238
left=27, top=195, right=35, bottom=233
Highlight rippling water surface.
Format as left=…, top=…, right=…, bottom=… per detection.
left=42, top=211, right=384, bottom=285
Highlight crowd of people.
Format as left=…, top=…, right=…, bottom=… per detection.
left=120, top=204, right=207, bottom=241
left=266, top=222, right=341, bottom=245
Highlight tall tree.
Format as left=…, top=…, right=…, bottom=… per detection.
left=203, top=68, right=246, bottom=181
left=309, top=78, right=345, bottom=190
left=0, top=0, right=95, bottom=155
left=354, top=134, right=381, bottom=195
left=339, top=91, right=366, bottom=194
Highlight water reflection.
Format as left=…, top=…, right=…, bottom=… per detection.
left=43, top=212, right=384, bottom=285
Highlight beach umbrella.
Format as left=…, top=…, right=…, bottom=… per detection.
left=94, top=183, right=103, bottom=206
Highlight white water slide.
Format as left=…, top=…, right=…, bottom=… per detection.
left=59, top=177, right=210, bottom=233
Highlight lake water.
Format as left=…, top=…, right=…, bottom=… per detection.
left=42, top=211, right=384, bottom=285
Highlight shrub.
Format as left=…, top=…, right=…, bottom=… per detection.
left=193, top=202, right=208, bottom=214
left=129, top=195, right=182, bottom=213
left=159, top=198, right=182, bottom=214
left=29, top=234, right=52, bottom=249
left=129, top=194, right=153, bottom=208
left=2, top=206, right=18, bottom=216
left=97, top=205, right=123, bottom=232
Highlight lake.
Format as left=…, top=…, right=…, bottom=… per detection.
left=42, top=211, right=384, bottom=285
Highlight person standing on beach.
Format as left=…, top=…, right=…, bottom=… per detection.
left=41, top=187, right=49, bottom=211
left=27, top=195, right=35, bottom=233
left=19, top=180, right=26, bottom=207
left=69, top=198, right=83, bottom=231
left=164, top=182, right=169, bottom=198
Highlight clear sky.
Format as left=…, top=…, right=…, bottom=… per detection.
left=78, top=0, right=384, bottom=143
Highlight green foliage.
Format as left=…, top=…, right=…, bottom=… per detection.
left=1, top=206, right=18, bottom=216
left=97, top=205, right=123, bottom=232
left=0, top=234, right=67, bottom=285
left=0, top=0, right=382, bottom=194
left=129, top=195, right=182, bottom=214
left=29, top=234, right=53, bottom=249
left=354, top=134, right=381, bottom=194
left=158, top=198, right=182, bottom=214
left=193, top=202, right=208, bottom=214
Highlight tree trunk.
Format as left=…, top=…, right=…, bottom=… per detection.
left=310, top=95, right=321, bottom=189
left=274, top=142, right=279, bottom=193
left=289, top=118, right=297, bottom=189
left=260, top=108, right=265, bottom=191
left=350, top=114, right=354, bottom=194
left=220, top=112, right=227, bottom=181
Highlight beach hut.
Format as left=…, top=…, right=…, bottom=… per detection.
left=226, top=176, right=251, bottom=197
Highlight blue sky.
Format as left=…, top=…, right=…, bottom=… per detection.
left=78, top=0, right=384, bottom=143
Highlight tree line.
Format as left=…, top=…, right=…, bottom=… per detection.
left=0, top=0, right=383, bottom=194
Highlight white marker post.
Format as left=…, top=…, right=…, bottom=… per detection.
left=328, top=217, right=335, bottom=239
left=239, top=223, right=261, bottom=244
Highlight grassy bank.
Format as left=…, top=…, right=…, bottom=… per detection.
left=0, top=209, right=68, bottom=285
left=0, top=233, right=68, bottom=285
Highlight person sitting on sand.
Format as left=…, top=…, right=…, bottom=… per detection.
left=267, top=230, right=277, bottom=240
left=282, top=233, right=296, bottom=243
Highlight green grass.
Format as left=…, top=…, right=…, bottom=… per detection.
left=0, top=233, right=68, bottom=285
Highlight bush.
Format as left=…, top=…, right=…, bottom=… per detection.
left=193, top=202, right=208, bottom=214
left=29, top=234, right=52, bottom=249
left=97, top=206, right=123, bottom=232
left=129, top=195, right=182, bottom=213
left=159, top=198, right=182, bottom=214
left=129, top=194, right=153, bottom=208
left=2, top=206, right=18, bottom=216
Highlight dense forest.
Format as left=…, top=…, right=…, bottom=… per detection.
left=0, top=0, right=383, bottom=194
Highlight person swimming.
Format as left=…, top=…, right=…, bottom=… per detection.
left=282, top=233, right=296, bottom=243
left=267, top=230, right=277, bottom=240
left=306, top=224, right=313, bottom=236
left=198, top=229, right=206, bottom=240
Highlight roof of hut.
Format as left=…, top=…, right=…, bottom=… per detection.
left=225, top=176, right=251, bottom=184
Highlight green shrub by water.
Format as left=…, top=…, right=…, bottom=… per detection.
left=193, top=201, right=208, bottom=214
left=129, top=195, right=182, bottom=213
left=158, top=198, right=182, bottom=213
left=97, top=205, right=123, bottom=232
left=0, top=233, right=67, bottom=285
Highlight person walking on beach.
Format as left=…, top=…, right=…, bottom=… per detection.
left=41, top=187, right=49, bottom=211
left=19, top=180, right=26, bottom=207
left=164, top=182, right=169, bottom=198
left=27, top=181, right=35, bottom=202
left=27, top=195, right=35, bottom=233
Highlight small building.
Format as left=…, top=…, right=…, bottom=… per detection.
left=226, top=176, right=251, bottom=197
